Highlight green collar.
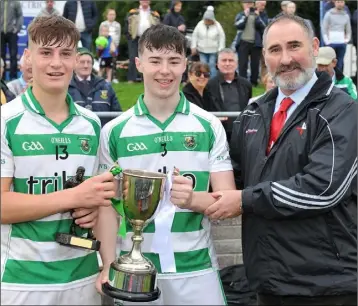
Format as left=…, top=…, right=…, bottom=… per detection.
left=134, top=91, right=190, bottom=116
left=22, top=87, right=79, bottom=116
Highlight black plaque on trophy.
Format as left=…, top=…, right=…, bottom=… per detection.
left=55, top=166, right=101, bottom=251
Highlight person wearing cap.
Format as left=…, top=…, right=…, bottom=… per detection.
left=317, top=46, right=357, bottom=100
left=68, top=48, right=121, bottom=126
left=233, top=0, right=268, bottom=86
left=0, top=58, right=16, bottom=104
left=191, top=6, right=226, bottom=78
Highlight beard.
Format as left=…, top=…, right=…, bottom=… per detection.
left=267, top=53, right=316, bottom=91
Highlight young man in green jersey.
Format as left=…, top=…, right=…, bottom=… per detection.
left=95, top=24, right=238, bottom=305
left=1, top=15, right=115, bottom=305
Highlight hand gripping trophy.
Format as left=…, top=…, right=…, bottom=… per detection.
left=102, top=164, right=167, bottom=302
left=55, top=166, right=101, bottom=251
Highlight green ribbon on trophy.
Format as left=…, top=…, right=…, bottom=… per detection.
left=109, top=165, right=127, bottom=238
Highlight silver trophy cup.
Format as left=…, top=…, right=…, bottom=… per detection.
left=102, top=169, right=167, bottom=302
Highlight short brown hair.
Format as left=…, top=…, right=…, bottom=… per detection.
left=189, top=61, right=210, bottom=74
left=138, top=24, right=186, bottom=56
left=27, top=15, right=80, bottom=48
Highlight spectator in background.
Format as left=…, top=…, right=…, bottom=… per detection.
left=0, top=58, right=15, bottom=104
left=316, top=46, right=357, bottom=100
left=322, top=0, right=351, bottom=71
left=163, top=1, right=186, bottom=35
left=37, top=0, right=60, bottom=17
left=68, top=48, right=121, bottom=126
left=206, top=48, right=252, bottom=141
left=125, top=0, right=160, bottom=83
left=63, top=0, right=98, bottom=50
left=0, top=1, right=23, bottom=80
left=234, top=0, right=267, bottom=86
left=323, top=0, right=351, bottom=17
left=7, top=52, right=33, bottom=96
left=96, top=24, right=117, bottom=83
left=249, top=72, right=275, bottom=104
left=191, top=6, right=225, bottom=78
left=352, top=9, right=357, bottom=49
left=285, top=2, right=316, bottom=36
left=182, top=61, right=212, bottom=109
left=280, top=1, right=291, bottom=14
left=100, top=8, right=121, bottom=84
left=255, top=1, right=269, bottom=81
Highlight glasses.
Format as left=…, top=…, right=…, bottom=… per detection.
left=194, top=71, right=210, bottom=78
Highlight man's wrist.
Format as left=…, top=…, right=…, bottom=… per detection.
left=238, top=191, right=243, bottom=215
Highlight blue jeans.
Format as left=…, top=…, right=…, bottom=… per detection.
left=80, top=31, right=93, bottom=51
left=199, top=52, right=217, bottom=78
left=329, top=43, right=347, bottom=71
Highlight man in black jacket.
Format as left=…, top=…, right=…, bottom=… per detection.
left=63, top=0, right=98, bottom=50
left=206, top=48, right=252, bottom=141
left=205, top=14, right=357, bottom=305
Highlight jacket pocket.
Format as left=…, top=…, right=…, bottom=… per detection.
left=324, top=214, right=341, bottom=260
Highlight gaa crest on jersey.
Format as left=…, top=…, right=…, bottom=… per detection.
left=183, top=135, right=197, bottom=150
left=79, top=137, right=91, bottom=154
left=100, top=90, right=108, bottom=99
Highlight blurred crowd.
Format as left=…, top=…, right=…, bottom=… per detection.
left=1, top=0, right=357, bottom=129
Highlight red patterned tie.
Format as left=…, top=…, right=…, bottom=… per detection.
left=267, top=97, right=294, bottom=154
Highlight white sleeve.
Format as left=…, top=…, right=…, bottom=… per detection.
left=1, top=117, right=14, bottom=177
left=209, top=117, right=233, bottom=173
left=98, top=124, right=117, bottom=174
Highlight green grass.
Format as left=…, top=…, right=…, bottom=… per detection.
left=112, top=82, right=265, bottom=111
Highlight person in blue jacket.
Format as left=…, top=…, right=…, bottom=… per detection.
left=68, top=48, right=121, bottom=126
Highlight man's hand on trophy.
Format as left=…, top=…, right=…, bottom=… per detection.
left=71, top=172, right=116, bottom=208
left=95, top=264, right=110, bottom=295
left=170, top=175, right=194, bottom=209
left=72, top=208, right=99, bottom=228
left=204, top=190, right=243, bottom=220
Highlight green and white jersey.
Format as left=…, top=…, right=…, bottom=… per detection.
left=1, top=88, right=101, bottom=291
left=99, top=93, right=232, bottom=277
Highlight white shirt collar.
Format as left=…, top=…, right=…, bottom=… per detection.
left=77, top=75, right=91, bottom=82
left=276, top=72, right=318, bottom=107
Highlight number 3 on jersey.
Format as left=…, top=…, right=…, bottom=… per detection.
left=55, top=145, right=69, bottom=160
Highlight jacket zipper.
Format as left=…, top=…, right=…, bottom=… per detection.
left=324, top=215, right=341, bottom=260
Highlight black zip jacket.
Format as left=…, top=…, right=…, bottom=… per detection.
left=230, top=72, right=357, bottom=296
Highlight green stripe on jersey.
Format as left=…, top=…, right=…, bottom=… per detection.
left=2, top=252, right=98, bottom=284
left=120, top=248, right=211, bottom=274
left=11, top=219, right=88, bottom=242
left=10, top=134, right=98, bottom=157
left=116, top=131, right=211, bottom=157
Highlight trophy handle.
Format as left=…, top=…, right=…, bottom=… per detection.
left=110, top=165, right=124, bottom=200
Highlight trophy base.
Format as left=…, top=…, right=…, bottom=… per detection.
left=55, top=233, right=101, bottom=251
left=103, top=261, right=160, bottom=302
left=102, top=282, right=160, bottom=302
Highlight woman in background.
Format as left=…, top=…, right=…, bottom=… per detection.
left=182, top=61, right=212, bottom=110
left=248, top=72, right=275, bottom=104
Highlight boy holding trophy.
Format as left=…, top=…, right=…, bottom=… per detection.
left=1, top=15, right=116, bottom=305
left=96, top=24, right=237, bottom=305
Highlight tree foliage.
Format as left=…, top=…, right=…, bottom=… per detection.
left=214, top=1, right=243, bottom=48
